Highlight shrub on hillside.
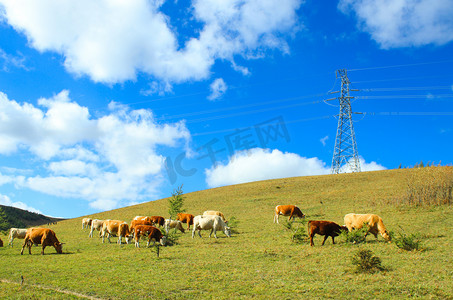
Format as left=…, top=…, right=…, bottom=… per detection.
left=391, top=230, right=423, bottom=251
left=351, top=249, right=386, bottom=273
left=340, top=226, right=368, bottom=244
left=282, top=219, right=307, bottom=244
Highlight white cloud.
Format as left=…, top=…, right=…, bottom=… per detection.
left=0, top=193, right=43, bottom=214
left=205, top=148, right=386, bottom=188
left=208, top=78, right=228, bottom=101
left=0, top=0, right=302, bottom=84
left=320, top=135, right=329, bottom=146
left=339, top=0, right=453, bottom=48
left=0, top=90, right=191, bottom=211
left=205, top=148, right=330, bottom=187
left=0, top=48, right=28, bottom=71
left=340, top=157, right=386, bottom=173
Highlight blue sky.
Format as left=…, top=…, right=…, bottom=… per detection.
left=0, top=0, right=452, bottom=218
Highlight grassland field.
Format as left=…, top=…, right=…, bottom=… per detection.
left=0, top=168, right=452, bottom=299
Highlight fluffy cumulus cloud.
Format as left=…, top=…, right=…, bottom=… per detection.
left=0, top=0, right=302, bottom=84
left=205, top=148, right=386, bottom=188
left=208, top=78, right=228, bottom=101
left=339, top=0, right=453, bottom=48
left=0, top=91, right=190, bottom=210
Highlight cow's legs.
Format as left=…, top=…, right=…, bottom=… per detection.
left=322, top=235, right=328, bottom=246
left=20, top=238, right=28, bottom=255
left=331, top=236, right=336, bottom=244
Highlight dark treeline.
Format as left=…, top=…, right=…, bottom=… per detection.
left=0, top=205, right=61, bottom=233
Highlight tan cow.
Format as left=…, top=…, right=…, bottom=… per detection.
left=89, top=219, right=105, bottom=238
left=82, top=218, right=92, bottom=229
left=203, top=210, right=227, bottom=223
left=101, top=220, right=132, bottom=244
left=164, top=219, right=185, bottom=234
left=274, top=205, right=305, bottom=223
left=21, top=228, right=63, bottom=255
left=8, top=228, right=27, bottom=247
left=344, top=213, right=391, bottom=241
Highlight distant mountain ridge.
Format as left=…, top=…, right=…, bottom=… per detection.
left=0, top=205, right=64, bottom=232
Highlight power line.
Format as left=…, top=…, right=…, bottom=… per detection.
left=361, top=86, right=453, bottom=92
left=348, top=59, right=453, bottom=72
left=192, top=115, right=332, bottom=137
left=155, top=93, right=326, bottom=122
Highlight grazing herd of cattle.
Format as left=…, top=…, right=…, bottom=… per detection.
left=2, top=205, right=391, bottom=254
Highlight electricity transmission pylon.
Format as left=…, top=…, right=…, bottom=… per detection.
left=331, top=69, right=361, bottom=174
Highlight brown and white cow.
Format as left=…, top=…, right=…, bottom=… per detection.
left=81, top=217, right=92, bottom=229
left=192, top=215, right=231, bottom=239
left=133, top=216, right=153, bottom=223
left=101, top=220, right=132, bottom=244
left=203, top=210, right=227, bottom=223
left=308, top=220, right=348, bottom=246
left=150, top=216, right=165, bottom=227
left=274, top=205, right=305, bottom=223
left=176, top=213, right=195, bottom=230
left=130, top=219, right=153, bottom=234
left=344, top=213, right=391, bottom=241
left=89, top=219, right=106, bottom=238
left=134, top=225, right=166, bottom=248
left=20, top=228, right=63, bottom=255
left=164, top=219, right=185, bottom=234
left=8, top=228, right=27, bottom=247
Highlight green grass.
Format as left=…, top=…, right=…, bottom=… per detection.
left=1, top=168, right=452, bottom=299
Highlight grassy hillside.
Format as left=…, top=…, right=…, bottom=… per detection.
left=0, top=168, right=452, bottom=299
left=0, top=205, right=63, bottom=233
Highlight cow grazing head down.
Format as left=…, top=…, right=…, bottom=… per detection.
left=160, top=235, right=167, bottom=246
left=224, top=226, right=231, bottom=238
left=54, top=242, right=63, bottom=254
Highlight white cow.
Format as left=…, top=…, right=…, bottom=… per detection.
left=89, top=219, right=106, bottom=238
left=164, top=219, right=185, bottom=234
left=8, top=228, right=28, bottom=247
left=192, top=215, right=231, bottom=239
left=82, top=217, right=92, bottom=229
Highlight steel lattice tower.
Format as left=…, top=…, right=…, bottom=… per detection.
left=331, top=69, right=361, bottom=174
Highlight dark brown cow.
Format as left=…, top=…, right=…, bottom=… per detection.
left=274, top=205, right=305, bottom=223
left=21, top=228, right=63, bottom=255
left=308, top=220, right=348, bottom=246
left=176, top=213, right=195, bottom=230
left=134, top=225, right=166, bottom=247
left=0, top=237, right=3, bottom=247
left=150, top=216, right=165, bottom=227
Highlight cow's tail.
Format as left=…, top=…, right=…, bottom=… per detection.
left=377, top=217, right=391, bottom=241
